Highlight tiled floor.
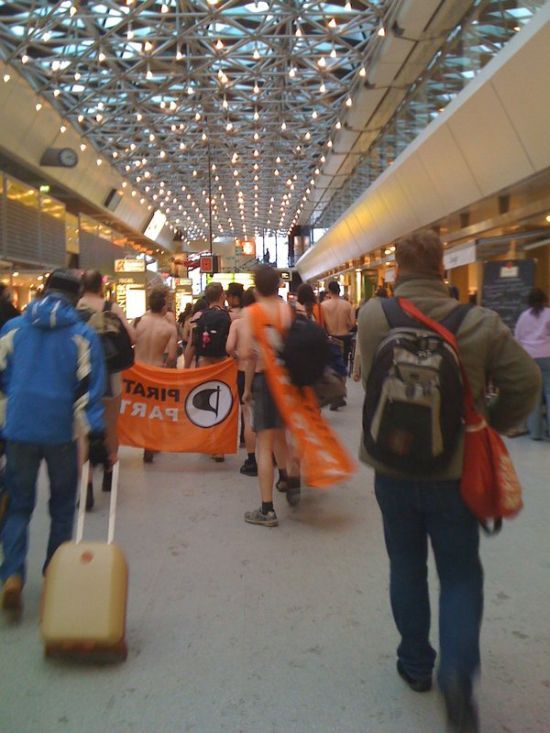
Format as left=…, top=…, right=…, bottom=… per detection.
left=1, top=381, right=549, bottom=733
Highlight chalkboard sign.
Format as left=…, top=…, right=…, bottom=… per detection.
left=481, top=259, right=535, bottom=331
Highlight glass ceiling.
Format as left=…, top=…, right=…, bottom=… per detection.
left=0, top=0, right=400, bottom=243
left=314, top=0, right=545, bottom=229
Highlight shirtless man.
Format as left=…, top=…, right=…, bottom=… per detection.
left=321, top=280, right=355, bottom=408
left=134, top=286, right=177, bottom=462
left=241, top=265, right=298, bottom=526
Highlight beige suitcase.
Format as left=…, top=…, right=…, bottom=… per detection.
left=41, top=461, right=128, bottom=661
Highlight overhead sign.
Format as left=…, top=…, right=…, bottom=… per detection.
left=444, top=243, right=476, bottom=271
left=115, top=258, right=146, bottom=273
left=143, top=210, right=166, bottom=240
left=200, top=255, right=218, bottom=274
left=237, top=239, right=256, bottom=257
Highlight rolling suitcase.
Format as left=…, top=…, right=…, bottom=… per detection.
left=41, top=461, right=128, bottom=661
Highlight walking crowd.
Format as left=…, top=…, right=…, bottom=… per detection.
left=0, top=229, right=546, bottom=733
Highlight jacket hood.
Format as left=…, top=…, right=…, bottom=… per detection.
left=25, top=293, right=79, bottom=330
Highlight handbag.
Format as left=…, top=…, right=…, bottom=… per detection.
left=398, top=297, right=523, bottom=534
left=313, top=367, right=346, bottom=407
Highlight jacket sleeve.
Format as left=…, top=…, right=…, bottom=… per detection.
left=486, top=312, right=541, bottom=432
left=74, top=326, right=106, bottom=436
left=358, top=299, right=388, bottom=391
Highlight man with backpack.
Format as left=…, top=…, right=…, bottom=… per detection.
left=186, top=282, right=232, bottom=462
left=78, top=270, right=135, bottom=509
left=185, top=282, right=231, bottom=369
left=358, top=231, right=540, bottom=733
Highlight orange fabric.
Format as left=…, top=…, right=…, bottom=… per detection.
left=249, top=303, right=356, bottom=488
left=312, top=303, right=324, bottom=327
left=118, top=359, right=238, bottom=453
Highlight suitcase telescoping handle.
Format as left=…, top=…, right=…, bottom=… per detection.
left=75, top=461, right=120, bottom=544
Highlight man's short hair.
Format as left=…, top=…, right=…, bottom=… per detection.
left=81, top=270, right=103, bottom=294
left=328, top=281, right=340, bottom=295
left=204, top=281, right=224, bottom=305
left=395, top=230, right=443, bottom=277
left=254, top=265, right=280, bottom=297
left=149, top=286, right=167, bottom=313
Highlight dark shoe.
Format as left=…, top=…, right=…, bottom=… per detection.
left=102, top=470, right=113, bottom=493
left=286, top=477, right=301, bottom=507
left=444, top=680, right=479, bottom=732
left=240, top=458, right=258, bottom=476
left=143, top=450, right=155, bottom=463
left=396, top=660, right=432, bottom=693
left=244, top=508, right=278, bottom=527
left=212, top=454, right=225, bottom=463
left=85, top=481, right=94, bottom=511
left=2, top=575, right=23, bottom=612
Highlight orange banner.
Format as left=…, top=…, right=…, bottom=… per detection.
left=118, top=359, right=238, bottom=454
left=249, top=304, right=356, bottom=488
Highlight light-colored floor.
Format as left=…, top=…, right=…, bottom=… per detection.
left=1, top=381, right=549, bottom=733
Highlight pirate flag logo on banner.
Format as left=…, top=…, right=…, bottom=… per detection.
left=185, top=380, right=233, bottom=428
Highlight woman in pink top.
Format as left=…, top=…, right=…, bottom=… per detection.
left=514, top=288, right=550, bottom=440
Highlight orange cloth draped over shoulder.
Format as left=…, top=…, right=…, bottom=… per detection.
left=249, top=303, right=356, bottom=488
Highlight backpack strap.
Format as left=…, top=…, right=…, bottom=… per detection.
left=381, top=297, right=472, bottom=336
left=103, top=300, right=113, bottom=313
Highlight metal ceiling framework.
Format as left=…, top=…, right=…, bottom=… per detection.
left=0, top=0, right=401, bottom=246
left=314, top=0, right=545, bottom=229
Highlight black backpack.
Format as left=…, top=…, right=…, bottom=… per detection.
left=193, top=306, right=231, bottom=358
left=363, top=298, right=471, bottom=474
left=280, top=313, right=330, bottom=387
left=78, top=301, right=135, bottom=373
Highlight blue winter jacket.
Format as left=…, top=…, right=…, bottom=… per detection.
left=0, top=293, right=105, bottom=443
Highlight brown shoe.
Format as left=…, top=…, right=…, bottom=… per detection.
left=2, top=575, right=23, bottom=612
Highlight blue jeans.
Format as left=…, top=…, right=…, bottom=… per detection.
left=0, top=441, right=78, bottom=582
left=527, top=357, right=550, bottom=439
left=374, top=473, right=483, bottom=696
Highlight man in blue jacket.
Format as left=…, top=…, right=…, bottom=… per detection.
left=0, top=269, right=106, bottom=613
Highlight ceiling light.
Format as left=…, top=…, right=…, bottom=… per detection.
left=161, top=3, right=169, bottom=12
left=346, top=97, right=352, bottom=107
left=317, top=57, right=326, bottom=69
left=21, top=53, right=30, bottom=64
left=359, top=67, right=366, bottom=77
left=281, top=121, right=286, bottom=131
left=98, top=50, right=106, bottom=62
left=35, top=102, right=42, bottom=111
left=80, top=143, right=87, bottom=151
left=3, top=73, right=10, bottom=82
left=377, top=26, right=386, bottom=37
left=60, top=124, right=67, bottom=133
left=215, top=39, right=224, bottom=50
left=74, top=72, right=81, bottom=81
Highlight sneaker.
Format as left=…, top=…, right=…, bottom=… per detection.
left=444, top=680, right=479, bottom=732
left=396, top=660, right=432, bottom=693
left=1, top=575, right=23, bottom=612
left=286, top=477, right=301, bottom=507
left=244, top=508, right=278, bottom=527
left=102, top=470, right=112, bottom=493
left=240, top=458, right=258, bottom=476
left=85, top=481, right=94, bottom=511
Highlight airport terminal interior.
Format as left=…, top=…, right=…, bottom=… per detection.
left=0, top=1, right=549, bottom=732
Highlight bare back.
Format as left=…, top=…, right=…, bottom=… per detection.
left=134, top=312, right=177, bottom=367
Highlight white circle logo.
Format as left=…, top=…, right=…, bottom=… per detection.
left=185, top=380, right=233, bottom=428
